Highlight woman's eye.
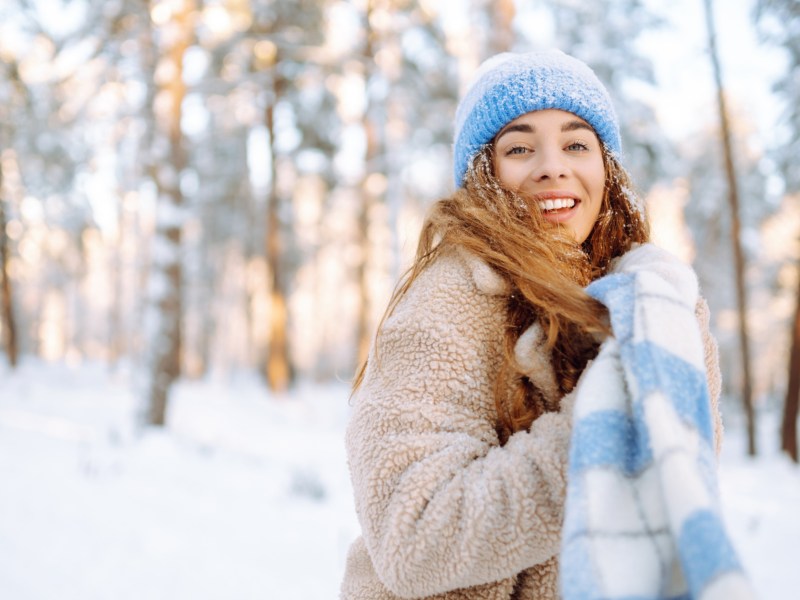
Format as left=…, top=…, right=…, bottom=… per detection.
left=567, top=142, right=589, bottom=151
left=506, top=146, right=529, bottom=156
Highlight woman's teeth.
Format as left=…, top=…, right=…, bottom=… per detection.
left=538, top=198, right=576, bottom=211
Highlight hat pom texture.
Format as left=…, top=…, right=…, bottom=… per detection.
left=453, top=50, right=621, bottom=188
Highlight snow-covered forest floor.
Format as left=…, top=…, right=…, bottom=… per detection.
left=1, top=360, right=797, bottom=599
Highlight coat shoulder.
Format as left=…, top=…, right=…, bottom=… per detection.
left=453, top=246, right=511, bottom=296
left=383, top=246, right=509, bottom=337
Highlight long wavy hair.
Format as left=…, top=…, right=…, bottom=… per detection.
left=354, top=143, right=649, bottom=442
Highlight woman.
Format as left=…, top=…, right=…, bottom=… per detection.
left=340, top=50, right=725, bottom=600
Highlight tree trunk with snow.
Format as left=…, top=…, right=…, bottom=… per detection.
left=755, top=0, right=800, bottom=462
left=488, top=0, right=516, bottom=54
left=108, top=193, right=126, bottom=367
left=782, top=266, right=800, bottom=462
left=704, top=0, right=757, bottom=455
left=263, top=69, right=293, bottom=393
left=0, top=164, right=18, bottom=368
left=145, top=0, right=193, bottom=425
left=354, top=0, right=385, bottom=369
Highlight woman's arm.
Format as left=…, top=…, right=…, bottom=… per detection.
left=347, top=250, right=572, bottom=598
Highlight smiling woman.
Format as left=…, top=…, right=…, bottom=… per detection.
left=340, top=50, right=741, bottom=600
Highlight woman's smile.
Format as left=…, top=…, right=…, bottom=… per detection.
left=532, top=191, right=582, bottom=223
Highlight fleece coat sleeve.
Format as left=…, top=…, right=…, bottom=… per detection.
left=346, top=249, right=573, bottom=598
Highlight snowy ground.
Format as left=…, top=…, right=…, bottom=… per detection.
left=1, top=360, right=797, bottom=599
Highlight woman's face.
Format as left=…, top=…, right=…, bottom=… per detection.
left=492, top=109, right=606, bottom=244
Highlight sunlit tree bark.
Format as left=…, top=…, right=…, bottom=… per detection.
left=263, top=62, right=293, bottom=393
left=756, top=0, right=800, bottom=462
left=782, top=267, right=800, bottom=461
left=703, top=0, right=757, bottom=455
left=354, top=0, right=386, bottom=368
left=488, top=0, right=516, bottom=54
left=145, top=0, right=194, bottom=425
left=108, top=190, right=126, bottom=367
left=0, top=57, right=25, bottom=369
left=0, top=163, right=18, bottom=368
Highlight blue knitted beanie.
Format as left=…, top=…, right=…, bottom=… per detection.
left=453, top=50, right=621, bottom=188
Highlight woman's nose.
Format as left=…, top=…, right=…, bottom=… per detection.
left=530, top=149, right=567, bottom=181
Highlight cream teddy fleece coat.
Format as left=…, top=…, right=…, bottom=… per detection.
left=341, top=246, right=723, bottom=600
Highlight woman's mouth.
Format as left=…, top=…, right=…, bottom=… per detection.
left=537, top=197, right=581, bottom=223
left=537, top=198, right=576, bottom=212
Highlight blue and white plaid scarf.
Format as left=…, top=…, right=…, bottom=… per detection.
left=560, top=244, right=754, bottom=600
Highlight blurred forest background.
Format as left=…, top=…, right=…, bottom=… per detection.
left=1, top=0, right=799, bottom=456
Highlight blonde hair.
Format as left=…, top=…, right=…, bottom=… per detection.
left=354, top=144, right=649, bottom=441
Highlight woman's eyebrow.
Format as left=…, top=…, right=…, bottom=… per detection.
left=496, top=119, right=593, bottom=141
left=496, top=123, right=534, bottom=140
left=562, top=120, right=593, bottom=133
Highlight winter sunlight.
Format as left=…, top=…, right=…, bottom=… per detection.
left=1, top=0, right=798, bottom=598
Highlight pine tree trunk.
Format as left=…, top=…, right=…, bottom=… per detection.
left=145, top=0, right=192, bottom=425
left=108, top=193, right=125, bottom=367
left=489, top=0, right=516, bottom=54
left=72, top=241, right=89, bottom=360
left=264, top=72, right=293, bottom=393
left=0, top=163, right=19, bottom=368
left=782, top=264, right=800, bottom=462
left=244, top=191, right=258, bottom=371
left=355, top=120, right=376, bottom=367
left=704, top=0, right=757, bottom=455
left=355, top=0, right=383, bottom=369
